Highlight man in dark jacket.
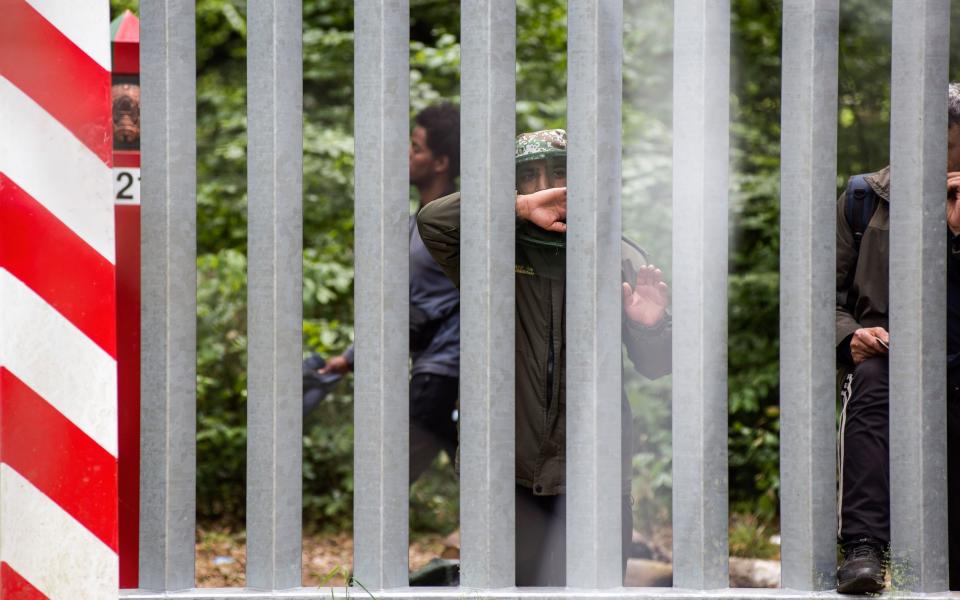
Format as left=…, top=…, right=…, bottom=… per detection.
left=320, top=103, right=462, bottom=482
left=835, top=83, right=960, bottom=593
left=417, top=129, right=672, bottom=586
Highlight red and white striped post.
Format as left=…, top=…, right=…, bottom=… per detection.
left=111, top=8, right=142, bottom=590
left=0, top=1, right=118, bottom=598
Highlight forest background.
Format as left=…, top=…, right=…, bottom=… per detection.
left=110, top=0, right=960, bottom=557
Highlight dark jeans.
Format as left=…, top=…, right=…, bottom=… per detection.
left=409, top=373, right=459, bottom=483
left=514, top=485, right=632, bottom=586
left=839, top=356, right=960, bottom=588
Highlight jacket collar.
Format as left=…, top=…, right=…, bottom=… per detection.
left=864, top=166, right=890, bottom=202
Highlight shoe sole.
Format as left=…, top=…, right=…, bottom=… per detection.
left=837, top=575, right=885, bottom=594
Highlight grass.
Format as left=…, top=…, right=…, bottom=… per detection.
left=729, top=513, right=780, bottom=560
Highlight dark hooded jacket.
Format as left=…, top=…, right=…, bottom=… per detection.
left=417, top=192, right=672, bottom=495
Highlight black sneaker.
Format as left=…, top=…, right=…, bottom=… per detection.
left=837, top=539, right=886, bottom=594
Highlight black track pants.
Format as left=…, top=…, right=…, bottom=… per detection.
left=839, top=356, right=960, bottom=588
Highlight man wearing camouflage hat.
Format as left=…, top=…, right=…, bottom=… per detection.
left=417, top=129, right=672, bottom=586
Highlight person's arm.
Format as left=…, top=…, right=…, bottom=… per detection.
left=623, top=311, right=672, bottom=380
left=417, top=192, right=463, bottom=287
left=836, top=189, right=862, bottom=364
left=621, top=255, right=671, bottom=379
left=319, top=345, right=354, bottom=374
left=417, top=187, right=570, bottom=289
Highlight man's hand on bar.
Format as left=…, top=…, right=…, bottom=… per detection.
left=622, top=264, right=669, bottom=326
left=947, top=172, right=960, bottom=235
left=850, top=326, right=889, bottom=365
left=517, top=186, right=567, bottom=233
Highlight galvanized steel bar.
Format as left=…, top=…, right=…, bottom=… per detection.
left=778, top=0, right=838, bottom=590
left=459, top=0, right=517, bottom=588
left=246, top=0, right=303, bottom=590
left=139, top=0, right=197, bottom=590
left=352, top=0, right=410, bottom=590
left=671, top=0, right=730, bottom=589
left=889, top=0, right=950, bottom=591
left=565, top=0, right=624, bottom=588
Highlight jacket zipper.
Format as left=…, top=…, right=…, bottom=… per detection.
left=545, top=301, right=554, bottom=429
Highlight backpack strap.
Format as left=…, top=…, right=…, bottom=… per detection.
left=844, top=174, right=877, bottom=254
left=839, top=174, right=878, bottom=309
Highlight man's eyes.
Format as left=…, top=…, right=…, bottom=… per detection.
left=519, top=169, right=537, bottom=181
left=553, top=168, right=566, bottom=179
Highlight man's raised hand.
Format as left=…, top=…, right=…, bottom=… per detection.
left=622, top=265, right=668, bottom=327
left=517, top=187, right=567, bottom=233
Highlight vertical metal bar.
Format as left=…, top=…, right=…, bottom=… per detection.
left=139, top=0, right=197, bottom=590
left=459, top=0, right=516, bottom=589
left=889, top=0, right=950, bottom=591
left=246, top=0, right=303, bottom=590
left=565, top=0, right=624, bottom=588
left=671, top=0, right=730, bottom=589
left=778, top=0, right=839, bottom=590
left=352, top=0, right=409, bottom=590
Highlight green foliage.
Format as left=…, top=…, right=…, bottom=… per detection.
left=303, top=411, right=355, bottom=530
left=728, top=0, right=784, bottom=519
left=409, top=456, right=459, bottom=534
left=729, top=514, right=780, bottom=560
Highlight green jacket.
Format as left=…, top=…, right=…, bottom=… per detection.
left=417, top=192, right=672, bottom=495
left=836, top=166, right=891, bottom=351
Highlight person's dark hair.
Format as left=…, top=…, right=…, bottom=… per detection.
left=415, top=102, right=460, bottom=179
left=950, top=82, right=960, bottom=128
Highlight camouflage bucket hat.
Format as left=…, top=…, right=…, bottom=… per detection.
left=515, top=129, right=567, bottom=164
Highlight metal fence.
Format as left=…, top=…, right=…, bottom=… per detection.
left=123, top=0, right=954, bottom=598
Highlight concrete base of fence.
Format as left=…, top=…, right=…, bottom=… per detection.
left=120, top=587, right=955, bottom=600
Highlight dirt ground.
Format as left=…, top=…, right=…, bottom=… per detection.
left=196, top=524, right=778, bottom=589
left=196, top=528, right=448, bottom=587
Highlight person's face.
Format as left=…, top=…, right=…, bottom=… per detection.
left=949, top=123, right=960, bottom=173
left=516, top=157, right=566, bottom=194
left=409, top=125, right=441, bottom=186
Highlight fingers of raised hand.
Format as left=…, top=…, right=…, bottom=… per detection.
left=635, top=265, right=664, bottom=289
left=655, top=280, right=668, bottom=303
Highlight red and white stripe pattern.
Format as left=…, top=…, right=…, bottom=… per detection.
left=0, top=1, right=117, bottom=598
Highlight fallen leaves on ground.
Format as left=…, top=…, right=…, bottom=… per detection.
left=195, top=527, right=449, bottom=588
